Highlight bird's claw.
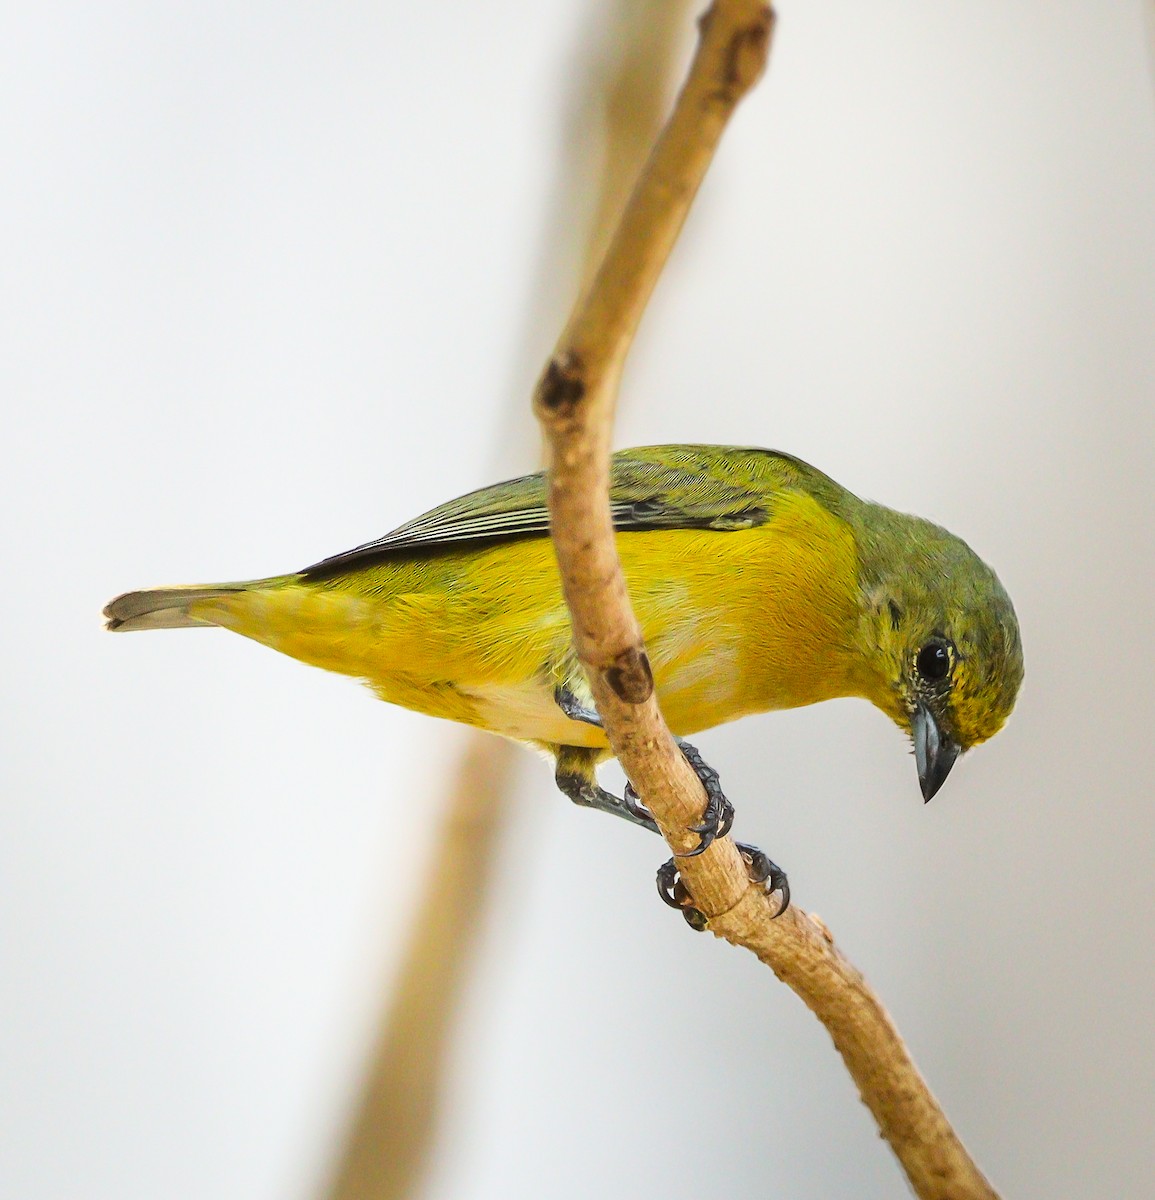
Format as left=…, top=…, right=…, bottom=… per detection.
left=656, top=840, right=790, bottom=930
left=655, top=857, right=708, bottom=930
left=735, top=841, right=790, bottom=916
left=624, top=741, right=733, bottom=856
left=622, top=781, right=655, bottom=828
left=675, top=741, right=734, bottom=856
left=655, top=856, right=683, bottom=908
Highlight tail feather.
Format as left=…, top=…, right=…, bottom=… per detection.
left=104, top=583, right=249, bottom=631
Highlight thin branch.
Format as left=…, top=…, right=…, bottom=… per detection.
left=323, top=9, right=698, bottom=1197
left=534, top=3, right=1000, bottom=1198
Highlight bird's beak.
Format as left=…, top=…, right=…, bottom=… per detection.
left=912, top=703, right=960, bottom=802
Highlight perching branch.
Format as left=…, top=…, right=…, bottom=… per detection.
left=533, top=4, right=1000, bottom=1199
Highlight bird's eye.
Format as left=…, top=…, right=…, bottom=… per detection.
left=916, top=640, right=952, bottom=683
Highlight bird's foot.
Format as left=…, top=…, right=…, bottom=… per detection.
left=656, top=841, right=790, bottom=930
left=553, top=687, right=732, bottom=854
left=554, top=761, right=660, bottom=835
left=623, top=739, right=734, bottom=857
left=738, top=842, right=790, bottom=915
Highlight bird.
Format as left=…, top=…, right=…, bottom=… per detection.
left=105, top=444, right=1023, bottom=855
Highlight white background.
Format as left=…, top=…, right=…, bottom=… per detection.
left=3, top=2, right=1154, bottom=1198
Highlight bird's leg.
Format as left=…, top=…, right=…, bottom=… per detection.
left=553, top=684, right=789, bottom=921
left=553, top=685, right=659, bottom=833
left=554, top=745, right=659, bottom=835
left=552, top=685, right=734, bottom=854
left=657, top=842, right=791, bottom=929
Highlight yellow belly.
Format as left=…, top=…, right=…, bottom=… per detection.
left=189, top=489, right=861, bottom=748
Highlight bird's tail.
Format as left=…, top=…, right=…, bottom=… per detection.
left=103, top=583, right=251, bottom=631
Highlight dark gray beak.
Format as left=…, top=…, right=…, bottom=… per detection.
left=912, top=703, right=960, bottom=802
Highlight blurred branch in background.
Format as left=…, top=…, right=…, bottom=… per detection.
left=579, top=1, right=696, bottom=286
left=535, top=2, right=1000, bottom=1199
left=323, top=736, right=517, bottom=1200
left=322, top=4, right=693, bottom=1198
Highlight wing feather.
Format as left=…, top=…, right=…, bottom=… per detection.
left=300, top=445, right=843, bottom=578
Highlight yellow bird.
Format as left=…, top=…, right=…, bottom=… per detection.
left=105, top=445, right=1023, bottom=855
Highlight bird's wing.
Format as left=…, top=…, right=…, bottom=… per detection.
left=300, top=445, right=840, bottom=578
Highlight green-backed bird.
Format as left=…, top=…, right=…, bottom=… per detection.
left=105, top=445, right=1023, bottom=848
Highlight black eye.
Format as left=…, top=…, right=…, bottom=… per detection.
left=916, top=641, right=951, bottom=683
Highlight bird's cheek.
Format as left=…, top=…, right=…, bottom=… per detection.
left=878, top=682, right=912, bottom=730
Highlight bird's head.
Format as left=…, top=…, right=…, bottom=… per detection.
left=857, top=512, right=1024, bottom=801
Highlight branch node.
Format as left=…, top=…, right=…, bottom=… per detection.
left=604, top=646, right=654, bottom=704
left=696, top=868, right=783, bottom=930
left=700, top=5, right=774, bottom=107
left=724, top=11, right=774, bottom=90
left=534, top=352, right=587, bottom=418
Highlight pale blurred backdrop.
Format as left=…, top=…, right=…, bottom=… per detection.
left=2, top=2, right=1154, bottom=1198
